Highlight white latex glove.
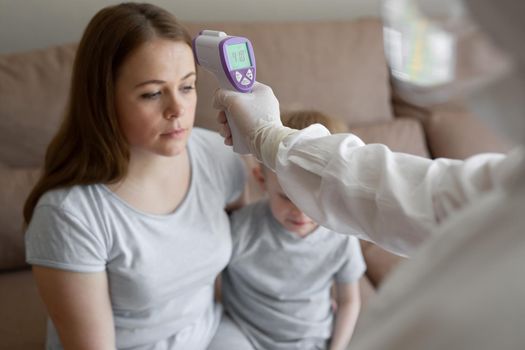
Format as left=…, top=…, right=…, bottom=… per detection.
left=213, top=81, right=297, bottom=170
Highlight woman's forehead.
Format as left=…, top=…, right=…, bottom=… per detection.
left=118, top=39, right=195, bottom=83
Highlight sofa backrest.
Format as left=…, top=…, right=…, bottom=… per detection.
left=0, top=18, right=391, bottom=168
left=0, top=44, right=77, bottom=271
left=0, top=44, right=77, bottom=167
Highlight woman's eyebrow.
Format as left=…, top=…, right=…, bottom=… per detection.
left=134, top=72, right=196, bottom=88
left=181, top=72, right=196, bottom=80
left=134, top=79, right=165, bottom=88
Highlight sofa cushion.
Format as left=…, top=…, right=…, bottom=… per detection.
left=0, top=44, right=77, bottom=167
left=185, top=19, right=393, bottom=131
left=0, top=164, right=41, bottom=271
left=350, top=117, right=430, bottom=157
left=359, top=240, right=406, bottom=288
left=424, top=110, right=513, bottom=159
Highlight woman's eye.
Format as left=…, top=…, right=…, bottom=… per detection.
left=181, top=85, right=196, bottom=93
left=141, top=91, right=161, bottom=99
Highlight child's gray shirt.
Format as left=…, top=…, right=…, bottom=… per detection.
left=25, top=128, right=246, bottom=350
left=222, top=201, right=366, bottom=350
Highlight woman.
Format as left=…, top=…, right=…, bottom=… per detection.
left=23, top=3, right=245, bottom=349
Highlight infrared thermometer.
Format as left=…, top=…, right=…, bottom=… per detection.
left=193, top=30, right=256, bottom=154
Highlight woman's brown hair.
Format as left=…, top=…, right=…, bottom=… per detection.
left=23, top=3, right=192, bottom=224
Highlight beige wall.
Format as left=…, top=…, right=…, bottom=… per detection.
left=0, top=0, right=381, bottom=54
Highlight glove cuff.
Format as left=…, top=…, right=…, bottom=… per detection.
left=251, top=125, right=297, bottom=171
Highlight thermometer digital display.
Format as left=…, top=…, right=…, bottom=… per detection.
left=226, top=43, right=252, bottom=70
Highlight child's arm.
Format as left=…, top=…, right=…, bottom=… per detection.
left=329, top=282, right=361, bottom=350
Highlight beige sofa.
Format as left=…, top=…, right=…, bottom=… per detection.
left=0, top=18, right=511, bottom=349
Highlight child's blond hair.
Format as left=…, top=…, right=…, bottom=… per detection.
left=281, top=110, right=348, bottom=134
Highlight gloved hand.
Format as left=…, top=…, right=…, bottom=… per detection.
left=213, top=81, right=296, bottom=170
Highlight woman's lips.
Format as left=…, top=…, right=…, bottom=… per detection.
left=161, top=128, right=186, bottom=138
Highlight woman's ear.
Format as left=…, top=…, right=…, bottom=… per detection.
left=252, top=165, right=266, bottom=191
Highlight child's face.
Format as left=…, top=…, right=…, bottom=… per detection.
left=255, top=167, right=318, bottom=237
left=115, top=38, right=197, bottom=158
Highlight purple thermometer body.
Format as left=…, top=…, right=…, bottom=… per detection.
left=193, top=30, right=256, bottom=154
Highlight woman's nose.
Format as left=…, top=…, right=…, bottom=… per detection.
left=164, top=94, right=184, bottom=120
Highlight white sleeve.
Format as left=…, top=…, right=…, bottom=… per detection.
left=275, top=124, right=511, bottom=256
left=25, top=205, right=107, bottom=272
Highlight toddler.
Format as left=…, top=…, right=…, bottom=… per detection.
left=221, top=110, right=366, bottom=350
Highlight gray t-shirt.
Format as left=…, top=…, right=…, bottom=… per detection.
left=222, top=201, right=366, bottom=350
left=25, top=128, right=245, bottom=350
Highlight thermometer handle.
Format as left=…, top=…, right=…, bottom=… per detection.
left=226, top=110, right=250, bottom=154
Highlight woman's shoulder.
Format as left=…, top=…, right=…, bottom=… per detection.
left=189, top=127, right=239, bottom=160
left=188, top=127, right=224, bottom=150
left=36, top=184, right=103, bottom=216
left=188, top=127, right=245, bottom=191
left=37, top=185, right=81, bottom=206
